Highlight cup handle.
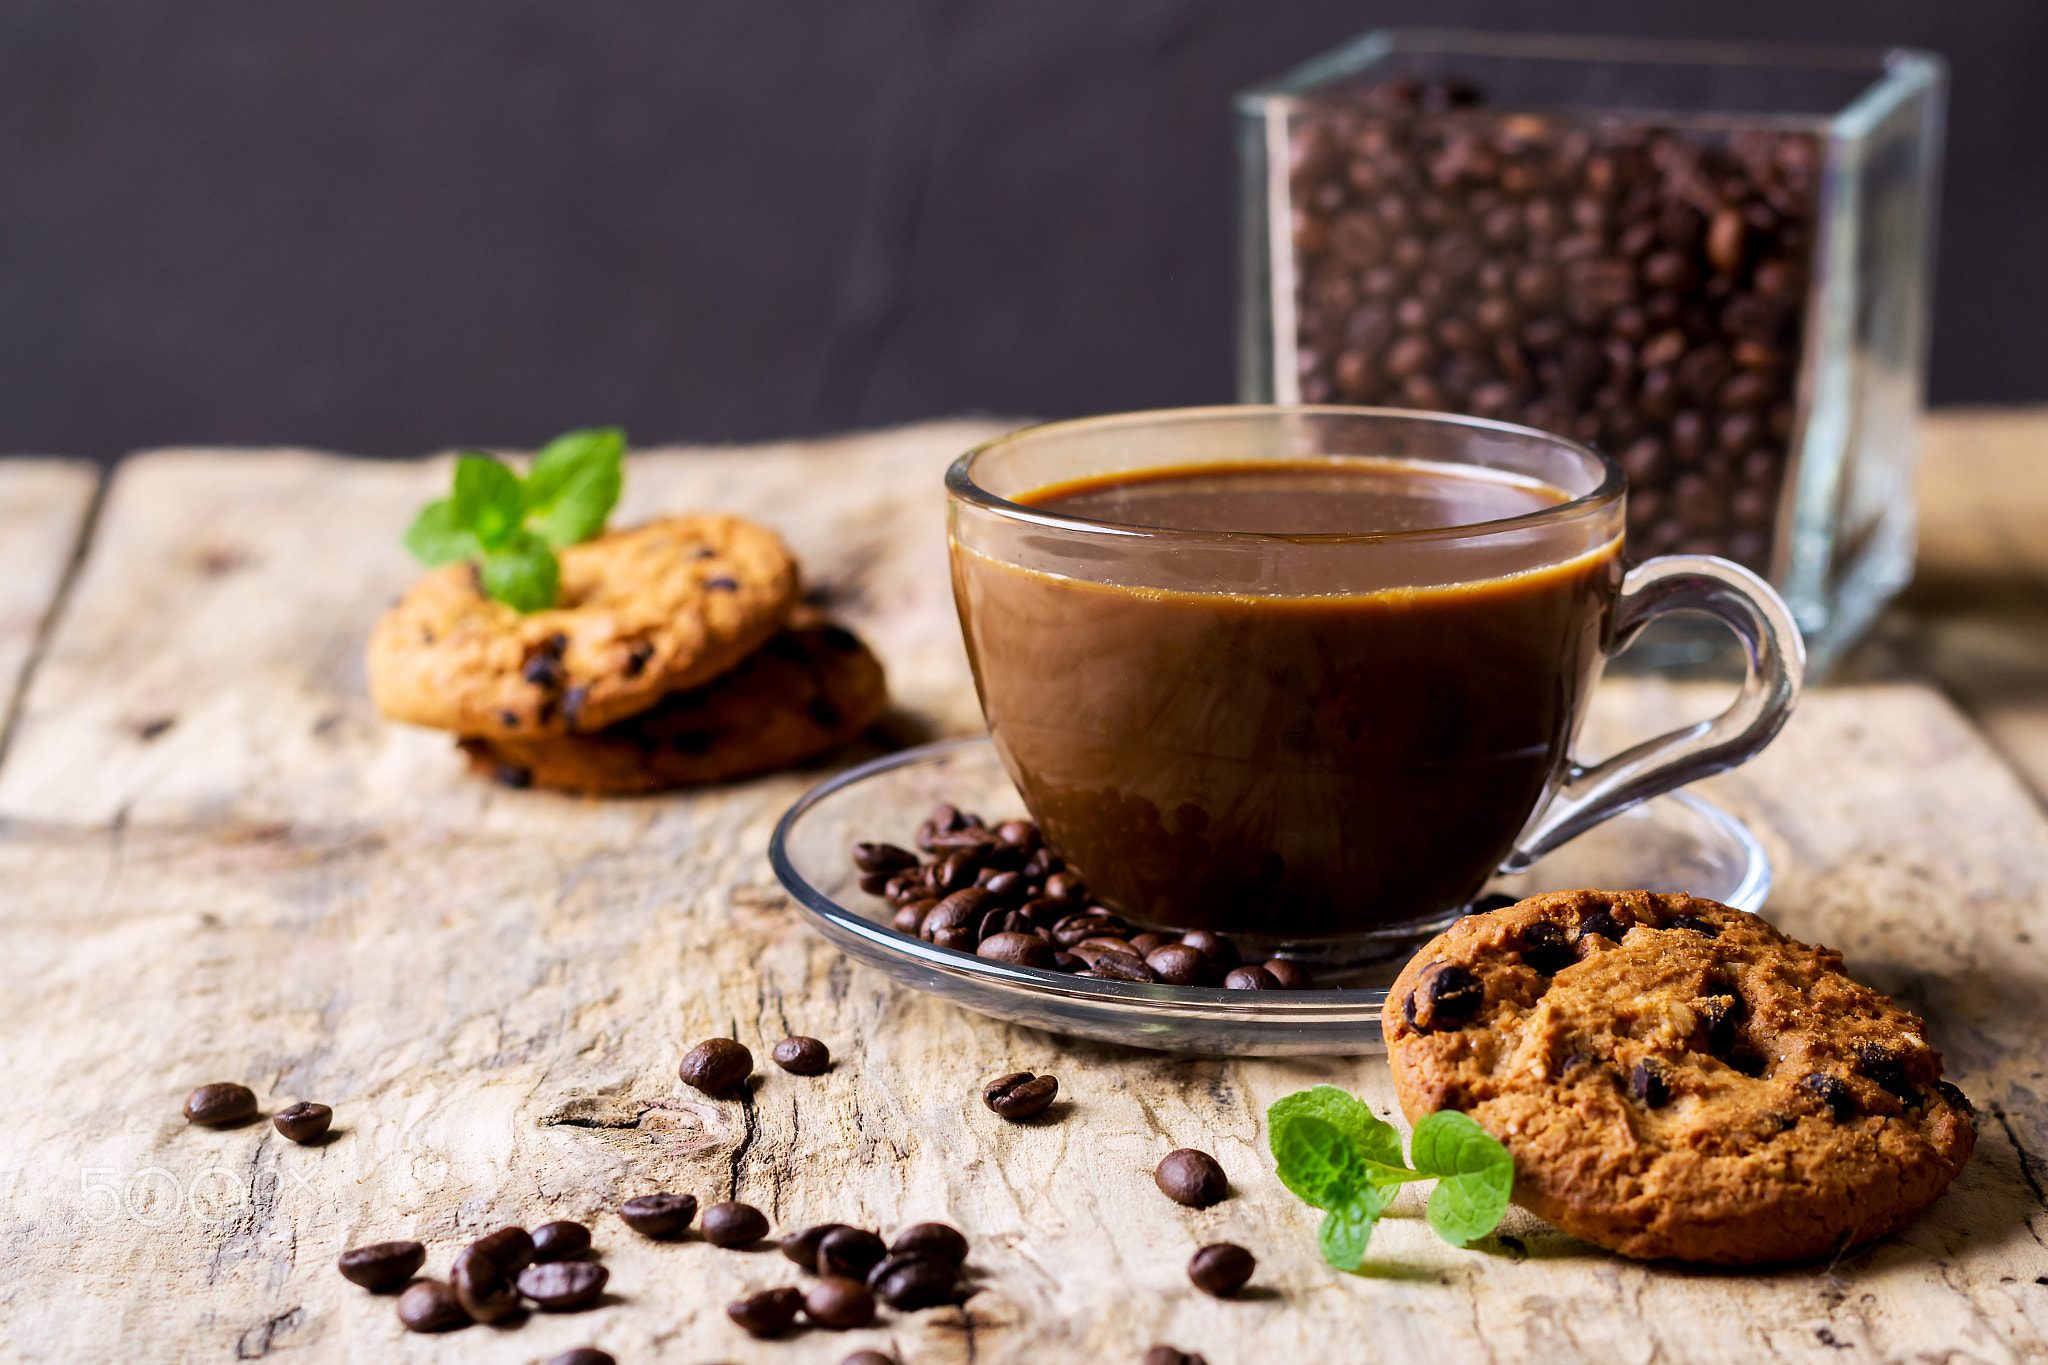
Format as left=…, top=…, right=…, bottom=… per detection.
left=1498, top=554, right=1805, bottom=874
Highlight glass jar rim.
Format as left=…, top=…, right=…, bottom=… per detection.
left=945, top=404, right=1625, bottom=546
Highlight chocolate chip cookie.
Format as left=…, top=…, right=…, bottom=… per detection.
left=368, top=513, right=799, bottom=738
left=1383, top=890, right=1975, bottom=1265
left=459, top=620, right=886, bottom=794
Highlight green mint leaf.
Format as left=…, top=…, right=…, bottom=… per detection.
left=478, top=530, right=560, bottom=613
left=1317, top=1189, right=1391, bottom=1271
left=403, top=498, right=481, bottom=566
left=522, top=426, right=623, bottom=546
left=1270, top=1113, right=1374, bottom=1210
left=1411, top=1110, right=1515, bottom=1247
left=452, top=453, right=528, bottom=549
left=1270, top=1085, right=1408, bottom=1173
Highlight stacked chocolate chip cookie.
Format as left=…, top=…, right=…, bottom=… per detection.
left=367, top=513, right=887, bottom=793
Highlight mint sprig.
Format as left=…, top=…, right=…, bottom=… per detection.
left=404, top=427, right=624, bottom=612
left=1267, top=1085, right=1514, bottom=1269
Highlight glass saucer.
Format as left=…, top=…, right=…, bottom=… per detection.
left=768, top=736, right=1769, bottom=1057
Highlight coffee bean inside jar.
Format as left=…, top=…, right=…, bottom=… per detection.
left=1284, top=78, right=1817, bottom=574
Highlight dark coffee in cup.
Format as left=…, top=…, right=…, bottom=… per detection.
left=954, top=459, right=1619, bottom=940
left=946, top=407, right=1800, bottom=958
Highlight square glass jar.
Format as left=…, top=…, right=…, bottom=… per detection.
left=1238, top=30, right=1946, bottom=673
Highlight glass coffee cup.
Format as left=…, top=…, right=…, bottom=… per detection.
left=947, top=406, right=1802, bottom=968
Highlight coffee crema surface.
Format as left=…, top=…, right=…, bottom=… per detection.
left=953, top=458, right=1621, bottom=942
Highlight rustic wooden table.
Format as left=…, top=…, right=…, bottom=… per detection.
left=0, top=416, right=2044, bottom=1365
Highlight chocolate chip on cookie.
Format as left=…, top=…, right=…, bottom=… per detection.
left=369, top=513, right=800, bottom=739
left=1384, top=889, right=1976, bottom=1266
left=458, top=618, right=886, bottom=795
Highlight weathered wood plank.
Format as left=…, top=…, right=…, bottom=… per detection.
left=0, top=459, right=98, bottom=750
left=0, top=423, right=1005, bottom=832
left=0, top=427, right=2044, bottom=1363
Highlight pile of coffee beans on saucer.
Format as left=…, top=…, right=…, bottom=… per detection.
left=852, top=804, right=1315, bottom=989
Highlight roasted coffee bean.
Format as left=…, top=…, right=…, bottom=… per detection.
left=804, top=1275, right=876, bottom=1329
left=1154, top=1148, right=1229, bottom=1207
left=772, top=1035, right=831, bottom=1076
left=461, top=1225, right=536, bottom=1276
left=545, top=1350, right=616, bottom=1365
left=1223, top=964, right=1279, bottom=990
left=1052, top=912, right=1128, bottom=948
left=782, top=1222, right=853, bottom=1271
left=980, top=908, right=1039, bottom=941
left=816, top=1226, right=889, bottom=1278
left=852, top=841, right=919, bottom=874
left=531, top=1220, right=591, bottom=1262
left=451, top=1252, right=521, bottom=1323
left=183, top=1082, right=259, bottom=1128
left=1043, top=870, right=1089, bottom=902
left=678, top=1037, right=753, bottom=1094
left=1052, top=950, right=1085, bottom=971
left=1187, top=1242, right=1256, bottom=1297
left=620, top=1192, right=697, bottom=1239
left=1261, top=958, right=1315, bottom=990
left=1800, top=1071, right=1857, bottom=1122
left=1144, top=1348, right=1211, bottom=1365
left=517, top=1260, right=609, bottom=1311
left=701, top=1200, right=771, bottom=1247
left=983, top=869, right=1027, bottom=901
left=922, top=888, right=991, bottom=939
left=983, top=1071, right=1059, bottom=1120
left=397, top=1280, right=471, bottom=1332
left=892, top=902, right=931, bottom=934
left=979, top=931, right=1057, bottom=968
left=1145, top=944, right=1211, bottom=986
left=727, top=1285, right=804, bottom=1338
left=1178, top=930, right=1239, bottom=972
left=1519, top=921, right=1576, bottom=975
left=272, top=1101, right=332, bottom=1144
left=338, top=1239, right=425, bottom=1291
left=1128, top=932, right=1172, bottom=957
left=868, top=1251, right=958, bottom=1310
left=1072, top=935, right=1135, bottom=958
left=890, top=1221, right=968, bottom=1264
left=1089, top=949, right=1160, bottom=982
left=934, top=851, right=981, bottom=892
left=1628, top=1060, right=1670, bottom=1108
left=1576, top=911, right=1624, bottom=942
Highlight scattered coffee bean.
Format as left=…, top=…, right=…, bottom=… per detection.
left=462, top=1225, right=536, bottom=1276
left=817, top=1226, right=888, bottom=1278
left=889, top=1221, right=968, bottom=1264
left=852, top=841, right=919, bottom=874
left=1178, top=931, right=1239, bottom=972
left=1129, top=932, right=1172, bottom=957
left=337, top=1239, right=425, bottom=1291
left=701, top=1200, right=770, bottom=1248
left=1223, top=964, right=1279, bottom=990
left=620, top=1192, right=697, bottom=1239
left=1145, top=943, right=1210, bottom=986
left=868, top=1252, right=958, bottom=1310
left=772, top=1035, right=831, bottom=1076
left=397, top=1280, right=471, bottom=1332
left=1187, top=1241, right=1256, bottom=1297
left=1261, top=958, right=1315, bottom=990
left=517, top=1260, right=609, bottom=1311
left=545, top=1350, right=616, bottom=1365
left=1154, top=1149, right=1229, bottom=1208
left=531, top=1220, right=592, bottom=1262
left=272, top=1101, right=332, bottom=1144
left=1145, top=1349, right=1210, bottom=1365
left=182, top=1082, right=258, bottom=1128
left=678, top=1037, right=753, bottom=1094
left=727, top=1286, right=804, bottom=1338
left=451, top=1252, right=521, bottom=1323
left=979, top=931, right=1056, bottom=968
left=983, top=1071, right=1059, bottom=1121
left=782, top=1223, right=852, bottom=1272
left=804, top=1276, right=876, bottom=1329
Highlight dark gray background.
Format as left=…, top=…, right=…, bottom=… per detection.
left=2, top=1, right=2041, bottom=460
